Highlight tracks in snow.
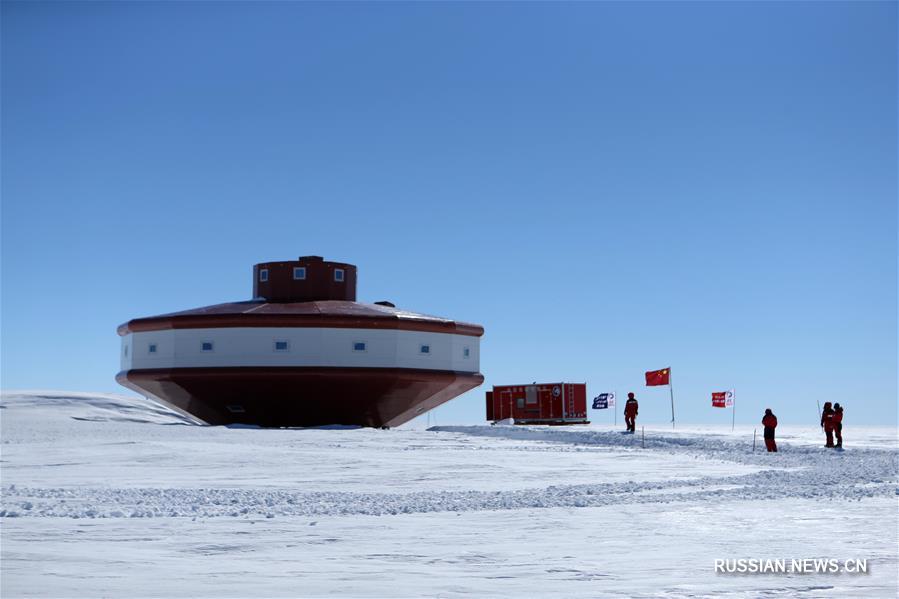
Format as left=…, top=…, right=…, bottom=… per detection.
left=2, top=426, right=896, bottom=519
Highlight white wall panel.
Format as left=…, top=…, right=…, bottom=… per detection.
left=122, top=327, right=480, bottom=373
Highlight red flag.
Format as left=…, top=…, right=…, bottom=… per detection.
left=645, top=368, right=670, bottom=386
left=712, top=392, right=727, bottom=408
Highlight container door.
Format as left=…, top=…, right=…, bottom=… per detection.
left=524, top=385, right=539, bottom=420
left=537, top=385, right=556, bottom=420
left=499, top=390, right=514, bottom=421
left=538, top=386, right=550, bottom=420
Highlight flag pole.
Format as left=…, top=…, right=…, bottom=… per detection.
left=732, top=389, right=735, bottom=432
left=614, top=391, right=617, bottom=427
left=669, top=369, right=676, bottom=429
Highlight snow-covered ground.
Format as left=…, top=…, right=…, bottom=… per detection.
left=1, top=391, right=897, bottom=598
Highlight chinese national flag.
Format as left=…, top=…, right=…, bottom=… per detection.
left=645, top=368, right=670, bottom=386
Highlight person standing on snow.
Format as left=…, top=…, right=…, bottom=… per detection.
left=820, top=401, right=835, bottom=448
left=624, top=392, right=639, bottom=433
left=761, top=409, right=778, bottom=452
left=833, top=403, right=844, bottom=448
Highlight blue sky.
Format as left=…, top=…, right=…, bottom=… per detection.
left=2, top=1, right=896, bottom=426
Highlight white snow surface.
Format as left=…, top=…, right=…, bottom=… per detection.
left=1, top=390, right=897, bottom=598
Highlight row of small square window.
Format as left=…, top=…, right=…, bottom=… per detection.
left=131, top=342, right=471, bottom=357
left=258, top=268, right=344, bottom=283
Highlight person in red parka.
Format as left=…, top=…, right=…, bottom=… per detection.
left=832, top=402, right=844, bottom=448
left=761, top=408, right=777, bottom=452
left=820, top=401, right=835, bottom=448
left=624, top=392, right=638, bottom=433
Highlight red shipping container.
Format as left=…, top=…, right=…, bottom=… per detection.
left=486, top=383, right=589, bottom=425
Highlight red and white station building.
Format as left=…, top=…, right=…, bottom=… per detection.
left=116, top=257, right=484, bottom=428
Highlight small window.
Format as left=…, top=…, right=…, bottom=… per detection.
left=517, top=398, right=525, bottom=409
left=293, top=267, right=306, bottom=280
left=124, top=345, right=129, bottom=357
left=353, top=342, right=367, bottom=352
left=226, top=405, right=245, bottom=414
left=420, top=344, right=430, bottom=354
left=273, top=340, right=289, bottom=352
left=201, top=341, right=214, bottom=352
left=259, top=268, right=268, bottom=282
left=463, top=347, right=470, bottom=358
left=148, top=344, right=157, bottom=354
left=334, top=268, right=345, bottom=282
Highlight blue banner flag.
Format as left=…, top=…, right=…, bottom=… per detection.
left=593, top=392, right=616, bottom=410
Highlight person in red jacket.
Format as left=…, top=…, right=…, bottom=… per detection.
left=820, top=401, right=835, bottom=448
left=624, top=392, right=638, bottom=432
left=761, top=409, right=777, bottom=452
left=833, top=403, right=844, bottom=448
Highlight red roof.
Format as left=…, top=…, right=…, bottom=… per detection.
left=118, top=301, right=483, bottom=337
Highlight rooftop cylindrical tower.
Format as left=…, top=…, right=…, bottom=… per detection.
left=253, top=256, right=357, bottom=303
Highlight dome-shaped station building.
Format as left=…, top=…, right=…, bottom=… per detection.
left=116, top=256, right=484, bottom=428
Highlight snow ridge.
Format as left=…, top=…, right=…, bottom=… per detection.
left=1, top=391, right=198, bottom=425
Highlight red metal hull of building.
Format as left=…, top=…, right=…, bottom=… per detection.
left=486, top=383, right=588, bottom=425
left=118, top=367, right=483, bottom=428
